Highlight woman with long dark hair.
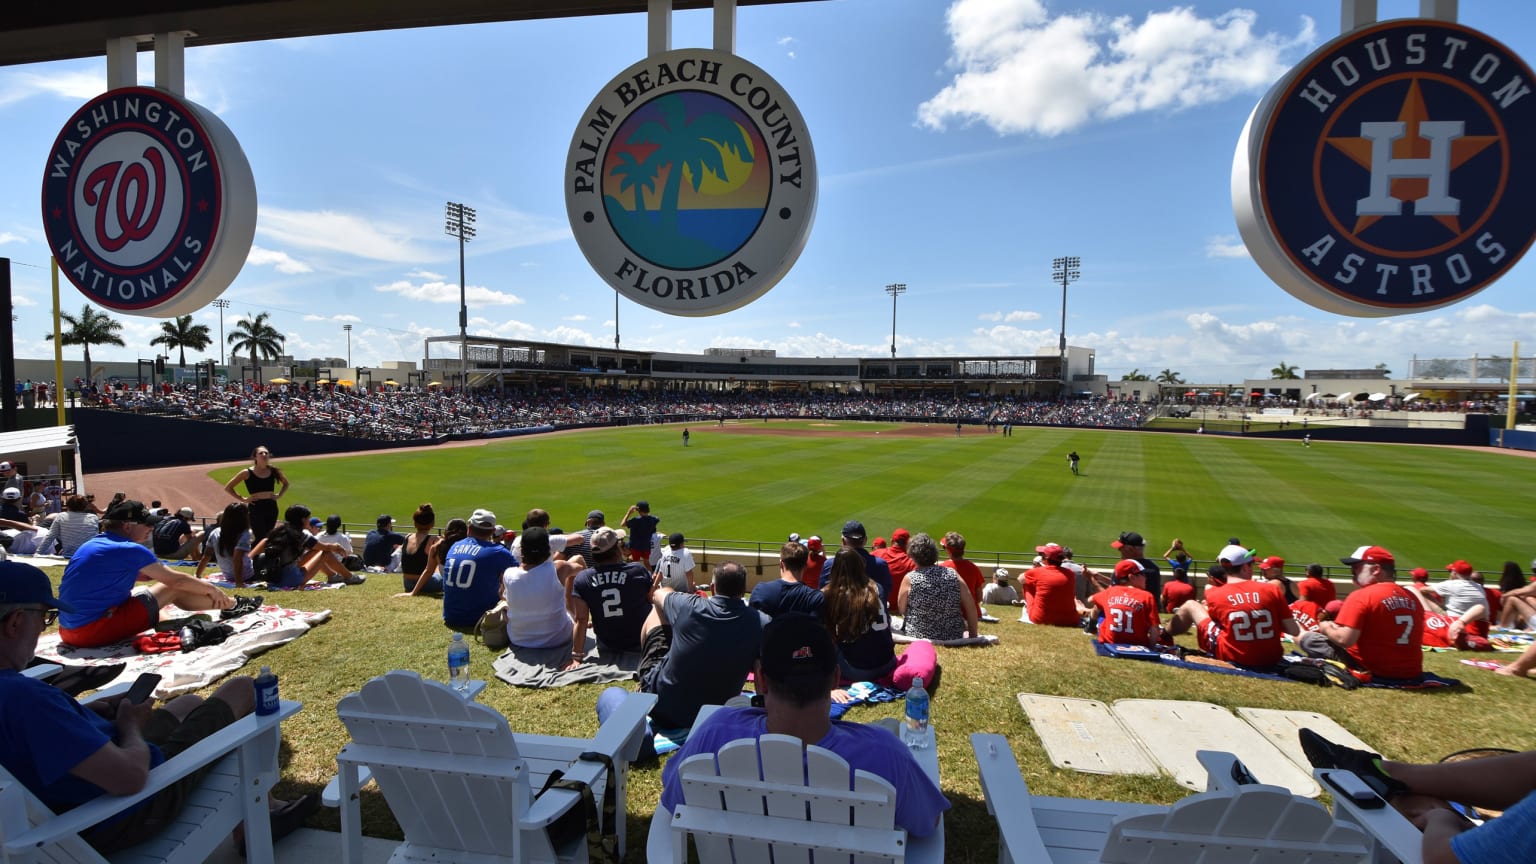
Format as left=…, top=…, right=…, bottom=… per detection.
left=397, top=503, right=443, bottom=597
left=822, top=547, right=938, bottom=692
left=249, top=504, right=350, bottom=589
left=223, top=445, right=289, bottom=540
left=399, top=517, right=466, bottom=598
left=1498, top=561, right=1536, bottom=629
left=195, top=502, right=253, bottom=587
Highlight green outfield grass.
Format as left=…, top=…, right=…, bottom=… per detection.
left=209, top=422, right=1536, bottom=572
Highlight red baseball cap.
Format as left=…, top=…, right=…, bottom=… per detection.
left=806, top=536, right=823, bottom=552
left=1113, top=559, right=1144, bottom=581
left=1260, top=556, right=1285, bottom=570
left=872, top=537, right=886, bottom=549
left=1446, top=560, right=1474, bottom=576
left=1410, top=567, right=1430, bottom=582
left=1340, top=545, right=1394, bottom=566
left=891, top=528, right=910, bottom=543
left=1035, top=543, right=1065, bottom=561
left=1324, top=600, right=1344, bottom=617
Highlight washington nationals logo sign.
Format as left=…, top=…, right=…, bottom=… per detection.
left=1234, top=20, right=1536, bottom=316
left=566, top=49, right=816, bottom=316
left=42, top=87, right=256, bottom=317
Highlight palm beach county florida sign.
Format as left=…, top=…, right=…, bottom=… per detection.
left=42, top=87, right=256, bottom=317
left=1235, top=20, right=1536, bottom=316
left=566, top=48, right=816, bottom=316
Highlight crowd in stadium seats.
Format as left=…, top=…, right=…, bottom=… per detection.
left=90, top=382, right=1157, bottom=440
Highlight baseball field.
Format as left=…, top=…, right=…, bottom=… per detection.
left=166, top=420, right=1536, bottom=858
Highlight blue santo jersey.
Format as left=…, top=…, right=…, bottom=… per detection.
left=442, top=536, right=516, bottom=628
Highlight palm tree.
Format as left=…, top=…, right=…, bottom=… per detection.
left=46, top=305, right=125, bottom=385
left=611, top=151, right=657, bottom=216
left=1156, top=369, right=1185, bottom=384
left=625, top=93, right=753, bottom=233
left=227, top=312, right=286, bottom=376
left=1123, top=369, right=1152, bottom=381
left=150, top=314, right=213, bottom=367
left=1271, top=361, right=1300, bottom=379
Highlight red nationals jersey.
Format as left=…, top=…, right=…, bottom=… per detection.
left=1161, top=579, right=1194, bottom=613
left=1094, top=585, right=1160, bottom=645
left=1205, top=581, right=1294, bottom=667
left=1336, top=582, right=1423, bottom=679
left=1298, top=575, right=1338, bottom=606
left=1290, top=599, right=1323, bottom=633
left=1024, top=564, right=1079, bottom=626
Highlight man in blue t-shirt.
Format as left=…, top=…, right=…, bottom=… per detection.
left=363, top=514, right=407, bottom=570
left=0, top=561, right=317, bottom=852
left=659, top=612, right=948, bottom=838
left=640, top=562, right=768, bottom=729
left=750, top=541, right=825, bottom=619
left=570, top=527, right=653, bottom=654
left=58, top=499, right=234, bottom=648
left=621, top=500, right=660, bottom=564
left=441, top=508, right=516, bottom=632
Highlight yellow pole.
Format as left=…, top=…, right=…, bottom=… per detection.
left=52, top=259, right=65, bottom=427
left=1509, top=340, right=1520, bottom=433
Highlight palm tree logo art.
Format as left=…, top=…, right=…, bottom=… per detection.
left=604, top=92, right=766, bottom=271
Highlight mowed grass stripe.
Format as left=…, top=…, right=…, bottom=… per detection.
left=216, top=426, right=1536, bottom=569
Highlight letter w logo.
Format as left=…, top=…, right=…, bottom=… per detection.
left=1355, top=120, right=1464, bottom=216
left=82, top=146, right=168, bottom=252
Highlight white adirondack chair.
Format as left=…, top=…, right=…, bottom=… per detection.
left=333, top=670, right=655, bottom=864
left=1315, top=769, right=1423, bottom=864
left=0, top=699, right=300, bottom=864
left=656, top=733, right=908, bottom=864
left=972, top=733, right=1375, bottom=864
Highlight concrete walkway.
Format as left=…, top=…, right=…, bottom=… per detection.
left=206, top=827, right=399, bottom=863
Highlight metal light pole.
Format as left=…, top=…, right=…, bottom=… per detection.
left=211, top=298, right=230, bottom=365
left=614, top=291, right=620, bottom=352
left=884, top=283, right=906, bottom=360
left=1051, top=256, right=1080, bottom=396
left=445, top=202, right=476, bottom=390
left=342, top=323, right=352, bottom=368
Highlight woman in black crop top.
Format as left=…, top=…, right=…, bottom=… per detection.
left=398, top=502, right=440, bottom=595
left=223, top=445, right=289, bottom=540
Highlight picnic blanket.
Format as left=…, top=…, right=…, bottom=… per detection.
left=890, top=615, right=999, bottom=646
left=198, top=576, right=342, bottom=591
left=491, top=634, right=639, bottom=689
left=33, top=603, right=330, bottom=698
left=1093, top=640, right=1462, bottom=689
left=830, top=680, right=905, bottom=719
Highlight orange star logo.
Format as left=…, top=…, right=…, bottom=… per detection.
left=1326, top=79, right=1499, bottom=237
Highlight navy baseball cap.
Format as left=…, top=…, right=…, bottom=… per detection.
left=0, top=561, right=75, bottom=612
left=842, top=520, right=866, bottom=541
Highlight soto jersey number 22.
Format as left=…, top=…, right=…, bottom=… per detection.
left=1228, top=609, right=1275, bottom=641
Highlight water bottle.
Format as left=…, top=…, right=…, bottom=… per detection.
left=254, top=665, right=280, bottom=716
left=448, top=632, right=471, bottom=693
left=902, top=676, right=930, bottom=748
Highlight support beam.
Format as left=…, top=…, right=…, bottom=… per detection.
left=648, top=0, right=671, bottom=57
left=714, top=0, right=736, bottom=53
left=154, top=31, right=184, bottom=95
left=106, top=37, right=137, bottom=90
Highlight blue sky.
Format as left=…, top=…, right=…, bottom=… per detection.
left=2, top=0, right=1534, bottom=384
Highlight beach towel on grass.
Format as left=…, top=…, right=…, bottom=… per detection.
left=889, top=615, right=999, bottom=646
left=197, top=576, right=342, bottom=591
left=1094, top=640, right=1462, bottom=689
left=33, top=603, right=330, bottom=699
left=830, top=680, right=905, bottom=719
left=491, top=635, right=640, bottom=689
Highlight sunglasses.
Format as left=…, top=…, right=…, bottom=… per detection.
left=16, top=607, right=59, bottom=627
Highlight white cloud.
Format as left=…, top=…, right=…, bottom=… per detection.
left=979, top=310, right=1041, bottom=323
left=564, top=315, right=589, bottom=322
left=302, top=313, right=362, bottom=323
left=246, top=245, right=314, bottom=274
left=0, top=231, right=25, bottom=245
left=979, top=311, right=1002, bottom=322
left=258, top=207, right=434, bottom=263
left=374, top=278, right=525, bottom=306
left=0, top=68, right=105, bottom=108
left=1205, top=234, right=1250, bottom=259
left=408, top=269, right=445, bottom=281
left=919, top=1, right=1315, bottom=136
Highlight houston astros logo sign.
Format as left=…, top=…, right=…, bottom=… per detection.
left=42, top=87, right=256, bottom=317
left=566, top=49, right=816, bottom=316
left=1234, top=20, right=1536, bottom=316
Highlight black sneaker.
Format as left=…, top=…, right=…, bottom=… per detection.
left=1298, top=728, right=1406, bottom=797
left=221, top=595, right=264, bottom=620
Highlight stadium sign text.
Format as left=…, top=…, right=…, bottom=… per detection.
left=1234, top=20, right=1536, bottom=316
left=565, top=49, right=816, bottom=316
left=42, top=87, right=256, bottom=317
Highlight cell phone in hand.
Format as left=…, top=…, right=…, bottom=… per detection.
left=1323, top=770, right=1386, bottom=809
left=124, top=672, right=162, bottom=705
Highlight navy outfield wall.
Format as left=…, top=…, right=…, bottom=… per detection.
left=71, top=408, right=437, bottom=472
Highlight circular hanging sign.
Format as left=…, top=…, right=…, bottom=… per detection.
left=41, top=86, right=256, bottom=317
left=1233, top=19, right=1536, bottom=316
left=565, top=48, right=817, bottom=316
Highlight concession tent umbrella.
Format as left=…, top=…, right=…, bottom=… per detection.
left=315, top=378, right=331, bottom=385
left=1403, top=393, right=1421, bottom=402
left=268, top=377, right=290, bottom=384
left=336, top=379, right=356, bottom=387
left=1353, top=393, right=1371, bottom=401
left=1335, top=392, right=1353, bottom=402
left=384, top=379, right=400, bottom=386
left=1305, top=392, right=1324, bottom=401
left=1368, top=393, right=1388, bottom=402
left=427, top=381, right=442, bottom=388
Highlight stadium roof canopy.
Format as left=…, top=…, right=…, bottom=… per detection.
left=2, top=0, right=825, bottom=67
